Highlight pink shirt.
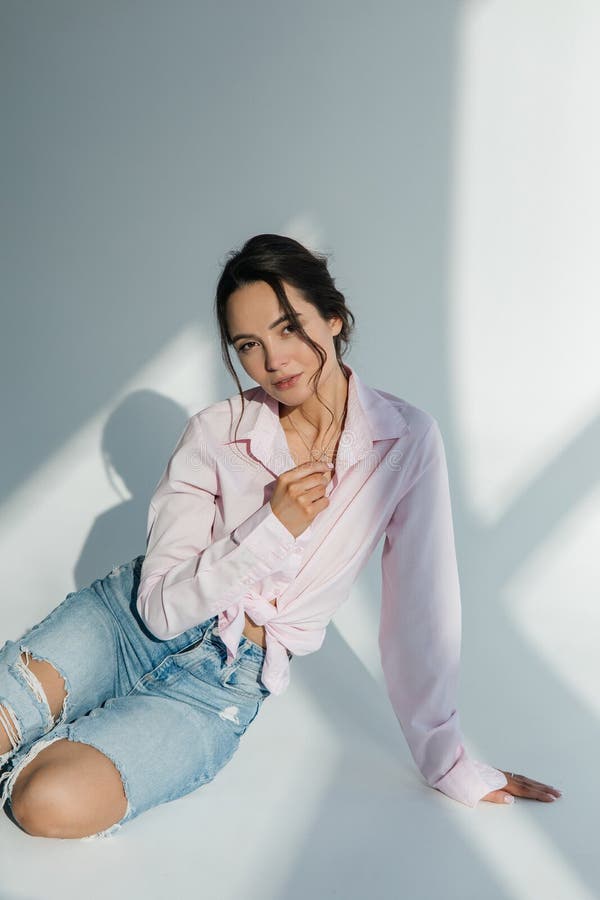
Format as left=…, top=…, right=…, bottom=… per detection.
left=137, top=363, right=508, bottom=807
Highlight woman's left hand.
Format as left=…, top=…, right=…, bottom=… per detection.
left=482, top=771, right=563, bottom=804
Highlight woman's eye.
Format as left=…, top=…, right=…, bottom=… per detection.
left=237, top=324, right=297, bottom=354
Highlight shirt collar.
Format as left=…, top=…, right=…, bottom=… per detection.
left=226, top=363, right=408, bottom=478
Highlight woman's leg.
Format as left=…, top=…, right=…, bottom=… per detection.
left=0, top=584, right=121, bottom=770
left=9, top=737, right=128, bottom=838
left=2, top=619, right=270, bottom=840
left=0, top=554, right=163, bottom=770
left=0, top=652, right=68, bottom=755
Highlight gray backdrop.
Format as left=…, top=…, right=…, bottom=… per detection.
left=1, top=2, right=592, bottom=899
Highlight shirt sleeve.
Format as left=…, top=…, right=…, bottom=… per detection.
left=379, top=419, right=508, bottom=808
left=136, top=415, right=311, bottom=639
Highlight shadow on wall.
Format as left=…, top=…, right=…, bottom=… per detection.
left=74, top=390, right=188, bottom=589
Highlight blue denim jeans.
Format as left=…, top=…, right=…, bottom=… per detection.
left=0, top=554, right=272, bottom=840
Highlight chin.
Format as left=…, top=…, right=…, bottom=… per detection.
left=275, top=389, right=306, bottom=405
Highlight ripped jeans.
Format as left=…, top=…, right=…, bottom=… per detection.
left=0, top=554, right=272, bottom=840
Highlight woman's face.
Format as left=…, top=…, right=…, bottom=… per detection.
left=226, top=280, right=342, bottom=404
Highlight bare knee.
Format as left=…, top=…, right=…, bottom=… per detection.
left=10, top=763, right=63, bottom=837
left=10, top=738, right=128, bottom=839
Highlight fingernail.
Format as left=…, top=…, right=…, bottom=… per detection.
left=326, top=462, right=334, bottom=468
left=504, top=795, right=515, bottom=804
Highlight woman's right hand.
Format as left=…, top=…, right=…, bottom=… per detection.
left=269, top=460, right=333, bottom=538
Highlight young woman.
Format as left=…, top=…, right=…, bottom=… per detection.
left=0, top=234, right=562, bottom=840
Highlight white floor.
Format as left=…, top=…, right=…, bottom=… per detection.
left=0, top=607, right=590, bottom=900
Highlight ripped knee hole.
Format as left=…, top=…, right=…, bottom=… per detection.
left=0, top=652, right=69, bottom=751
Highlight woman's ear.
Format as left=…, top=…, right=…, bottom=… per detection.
left=328, top=315, right=343, bottom=337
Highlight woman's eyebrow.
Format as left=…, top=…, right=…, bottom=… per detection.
left=231, top=312, right=303, bottom=343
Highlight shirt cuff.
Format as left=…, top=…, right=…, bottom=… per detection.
left=231, top=502, right=312, bottom=573
left=431, top=747, right=509, bottom=808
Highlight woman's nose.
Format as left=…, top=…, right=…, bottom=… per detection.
left=264, top=347, right=289, bottom=371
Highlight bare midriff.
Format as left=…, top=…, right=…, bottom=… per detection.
left=242, top=598, right=277, bottom=649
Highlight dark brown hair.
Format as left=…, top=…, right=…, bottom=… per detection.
left=214, top=233, right=355, bottom=441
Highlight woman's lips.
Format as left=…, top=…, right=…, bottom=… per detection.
left=274, top=373, right=302, bottom=389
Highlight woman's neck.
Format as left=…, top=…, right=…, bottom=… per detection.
left=279, top=365, right=349, bottom=440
